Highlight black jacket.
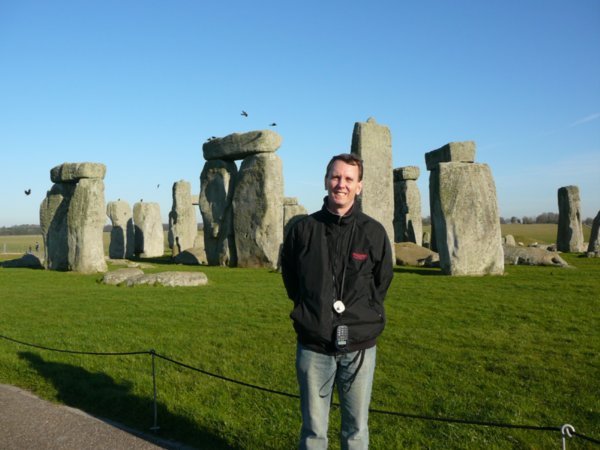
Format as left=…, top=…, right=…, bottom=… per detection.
left=281, top=201, right=394, bottom=354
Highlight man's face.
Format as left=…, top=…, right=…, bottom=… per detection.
left=325, top=160, right=362, bottom=213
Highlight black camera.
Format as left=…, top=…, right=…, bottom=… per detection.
left=335, top=325, right=348, bottom=349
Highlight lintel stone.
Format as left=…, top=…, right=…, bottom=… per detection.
left=51, top=162, right=107, bottom=183
left=202, top=130, right=282, bottom=161
left=425, top=141, right=476, bottom=171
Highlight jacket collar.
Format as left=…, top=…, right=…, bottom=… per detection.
left=320, top=196, right=356, bottom=225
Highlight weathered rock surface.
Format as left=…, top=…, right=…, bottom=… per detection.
left=102, top=268, right=144, bottom=285
left=586, top=210, right=600, bottom=257
left=50, top=162, right=107, bottom=183
left=233, top=153, right=284, bottom=268
left=107, top=200, right=135, bottom=259
left=393, top=166, right=422, bottom=245
left=125, top=271, right=208, bottom=287
left=40, top=163, right=107, bottom=273
left=40, top=183, right=73, bottom=270
left=133, top=202, right=164, bottom=258
left=503, top=235, right=517, bottom=247
left=503, top=246, right=569, bottom=267
left=557, top=185, right=585, bottom=252
left=199, top=159, right=237, bottom=266
left=351, top=118, right=395, bottom=252
left=168, top=180, right=198, bottom=257
left=0, top=253, right=43, bottom=269
left=173, top=247, right=207, bottom=265
left=394, top=242, right=439, bottom=267
left=67, top=178, right=107, bottom=273
left=202, top=130, right=282, bottom=161
left=430, top=161, right=504, bottom=275
left=283, top=197, right=308, bottom=238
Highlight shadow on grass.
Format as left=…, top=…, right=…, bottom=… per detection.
left=18, top=351, right=238, bottom=450
left=393, top=266, right=444, bottom=276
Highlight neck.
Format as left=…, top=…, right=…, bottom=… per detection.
left=326, top=200, right=354, bottom=217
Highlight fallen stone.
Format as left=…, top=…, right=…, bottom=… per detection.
left=202, top=130, right=282, bottom=161
left=394, top=242, right=439, bottom=267
left=503, top=246, right=569, bottom=267
left=102, top=268, right=144, bottom=285
left=0, top=253, right=43, bottom=269
left=125, top=271, right=208, bottom=287
left=173, top=247, right=207, bottom=265
left=503, top=235, right=517, bottom=247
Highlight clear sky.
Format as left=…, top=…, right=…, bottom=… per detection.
left=1, top=0, right=599, bottom=227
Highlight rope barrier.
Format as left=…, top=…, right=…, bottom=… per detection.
left=1, top=333, right=598, bottom=447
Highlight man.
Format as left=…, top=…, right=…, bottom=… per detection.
left=281, top=153, right=394, bottom=449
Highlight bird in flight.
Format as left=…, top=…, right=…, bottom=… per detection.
left=157, top=184, right=160, bottom=189
left=24, top=189, right=31, bottom=195
left=241, top=110, right=248, bottom=117
left=269, top=123, right=277, bottom=127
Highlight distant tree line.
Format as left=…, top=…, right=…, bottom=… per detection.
left=423, top=213, right=594, bottom=226
left=0, top=224, right=42, bottom=236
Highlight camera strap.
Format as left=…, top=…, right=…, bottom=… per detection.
left=333, top=219, right=356, bottom=315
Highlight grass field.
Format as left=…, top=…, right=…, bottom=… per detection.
left=0, top=228, right=598, bottom=449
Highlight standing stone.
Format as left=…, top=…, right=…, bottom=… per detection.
left=556, top=186, right=585, bottom=252
left=587, top=211, right=600, bottom=257
left=393, top=166, right=422, bottom=245
left=427, top=142, right=503, bottom=275
left=351, top=118, right=395, bottom=251
left=233, top=153, right=284, bottom=268
left=39, top=162, right=107, bottom=273
left=283, top=197, right=308, bottom=239
left=40, top=183, right=74, bottom=270
left=425, top=141, right=476, bottom=252
left=168, top=180, right=198, bottom=257
left=199, top=160, right=238, bottom=266
left=133, top=202, right=164, bottom=258
left=107, top=200, right=135, bottom=259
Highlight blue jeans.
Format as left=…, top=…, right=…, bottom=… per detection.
left=296, top=343, right=377, bottom=450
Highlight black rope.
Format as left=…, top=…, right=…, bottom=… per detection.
left=2, top=333, right=599, bottom=445
left=153, top=351, right=299, bottom=399
left=0, top=334, right=149, bottom=356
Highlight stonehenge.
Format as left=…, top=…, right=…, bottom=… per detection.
left=393, top=166, right=422, bottom=246
left=556, top=186, right=585, bottom=252
left=426, top=142, right=504, bottom=276
left=40, top=162, right=107, bottom=273
left=35, top=124, right=594, bottom=277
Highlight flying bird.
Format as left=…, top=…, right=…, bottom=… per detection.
left=24, top=189, right=31, bottom=195
left=241, top=110, right=248, bottom=117
left=269, top=123, right=277, bottom=127
left=157, top=184, right=160, bottom=189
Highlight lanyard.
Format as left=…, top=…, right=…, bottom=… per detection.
left=332, top=220, right=356, bottom=314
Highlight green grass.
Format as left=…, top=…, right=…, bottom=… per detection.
left=0, top=237, right=599, bottom=448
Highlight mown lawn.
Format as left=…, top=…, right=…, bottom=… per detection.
left=0, top=245, right=598, bottom=449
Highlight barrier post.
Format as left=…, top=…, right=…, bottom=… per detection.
left=150, top=349, right=160, bottom=432
left=561, top=424, right=574, bottom=450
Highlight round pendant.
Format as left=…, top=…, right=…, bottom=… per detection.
left=333, top=300, right=345, bottom=314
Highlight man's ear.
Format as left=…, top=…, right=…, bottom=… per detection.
left=324, top=176, right=328, bottom=190
left=356, top=180, right=363, bottom=196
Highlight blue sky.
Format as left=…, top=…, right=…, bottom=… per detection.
left=1, top=0, right=599, bottom=227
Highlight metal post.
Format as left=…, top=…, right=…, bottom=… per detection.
left=561, top=424, right=574, bottom=450
left=150, top=350, right=160, bottom=432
